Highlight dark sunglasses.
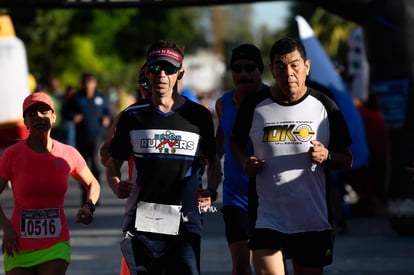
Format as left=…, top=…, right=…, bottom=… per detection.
left=25, top=107, right=52, bottom=117
left=231, top=63, right=257, bottom=73
left=148, top=63, right=179, bottom=75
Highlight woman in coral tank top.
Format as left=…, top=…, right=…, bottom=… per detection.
left=0, top=92, right=100, bottom=274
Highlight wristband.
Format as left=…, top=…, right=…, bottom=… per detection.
left=207, top=187, right=218, bottom=202
left=84, top=200, right=96, bottom=214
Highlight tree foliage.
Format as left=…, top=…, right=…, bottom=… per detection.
left=4, top=2, right=358, bottom=94
left=5, top=7, right=208, bottom=92
left=286, top=2, right=357, bottom=65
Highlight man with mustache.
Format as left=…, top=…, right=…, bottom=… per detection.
left=215, top=44, right=268, bottom=275
left=231, top=37, right=353, bottom=275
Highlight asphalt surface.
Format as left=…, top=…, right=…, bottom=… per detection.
left=1, top=175, right=414, bottom=274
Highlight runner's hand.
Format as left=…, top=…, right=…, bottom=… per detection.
left=195, top=188, right=212, bottom=213
left=114, top=179, right=134, bottom=199
left=1, top=220, right=19, bottom=256
left=76, top=206, right=94, bottom=225
left=243, top=156, right=265, bottom=176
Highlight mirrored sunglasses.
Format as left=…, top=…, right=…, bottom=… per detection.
left=140, top=81, right=151, bottom=90
left=148, top=63, right=179, bottom=75
left=231, top=63, right=257, bottom=73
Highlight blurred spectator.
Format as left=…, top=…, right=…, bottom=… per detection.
left=100, top=64, right=151, bottom=167
left=60, top=86, right=77, bottom=147
left=33, top=84, right=47, bottom=93
left=48, top=78, right=65, bottom=143
left=68, top=72, right=112, bottom=203
left=137, top=63, right=151, bottom=101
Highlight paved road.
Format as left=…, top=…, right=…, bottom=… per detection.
left=1, top=177, right=414, bottom=274
left=202, top=202, right=414, bottom=275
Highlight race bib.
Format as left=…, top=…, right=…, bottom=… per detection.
left=21, top=208, right=62, bottom=238
left=135, top=202, right=182, bottom=235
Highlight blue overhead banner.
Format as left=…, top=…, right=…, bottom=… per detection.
left=295, top=15, right=370, bottom=169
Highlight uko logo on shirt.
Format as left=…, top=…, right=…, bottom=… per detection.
left=263, top=123, right=315, bottom=143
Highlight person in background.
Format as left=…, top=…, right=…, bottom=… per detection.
left=69, top=72, right=112, bottom=203
left=106, top=40, right=222, bottom=274
left=215, top=43, right=267, bottom=275
left=99, top=63, right=150, bottom=275
left=100, top=63, right=151, bottom=167
left=0, top=92, right=100, bottom=275
left=136, top=63, right=152, bottom=101
left=231, top=37, right=353, bottom=275
left=59, top=85, right=77, bottom=147
left=47, top=78, right=65, bottom=143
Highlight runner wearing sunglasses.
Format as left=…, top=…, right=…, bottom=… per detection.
left=215, top=43, right=268, bottom=275
left=106, top=40, right=222, bottom=275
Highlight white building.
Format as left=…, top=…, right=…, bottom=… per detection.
left=182, top=50, right=226, bottom=94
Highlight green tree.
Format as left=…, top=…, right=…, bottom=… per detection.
left=5, top=7, right=208, bottom=92
left=8, top=9, right=76, bottom=85
left=284, top=2, right=356, bottom=64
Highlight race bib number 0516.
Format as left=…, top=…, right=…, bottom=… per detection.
left=21, top=208, right=62, bottom=238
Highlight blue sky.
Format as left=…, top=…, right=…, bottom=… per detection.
left=252, top=1, right=291, bottom=31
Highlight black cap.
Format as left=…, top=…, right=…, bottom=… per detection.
left=230, top=44, right=264, bottom=73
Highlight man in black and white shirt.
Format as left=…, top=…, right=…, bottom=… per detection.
left=231, top=37, right=353, bottom=275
